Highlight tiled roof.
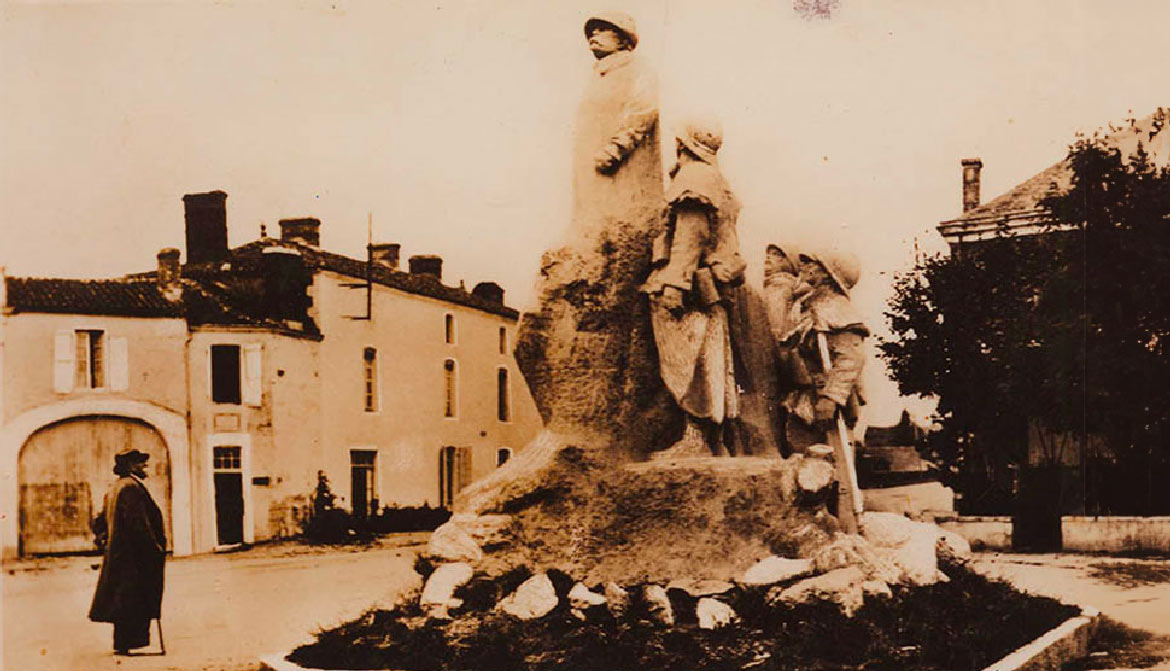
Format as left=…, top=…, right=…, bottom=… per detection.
left=948, top=107, right=1169, bottom=225
left=229, top=239, right=520, bottom=320
left=4, top=277, right=184, bottom=318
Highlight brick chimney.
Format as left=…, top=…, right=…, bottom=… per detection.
left=369, top=243, right=401, bottom=269
left=961, top=158, right=983, bottom=213
left=279, top=218, right=321, bottom=247
left=408, top=254, right=442, bottom=280
left=472, top=281, right=505, bottom=305
left=261, top=246, right=311, bottom=323
left=183, top=190, right=228, bottom=265
left=156, top=248, right=182, bottom=301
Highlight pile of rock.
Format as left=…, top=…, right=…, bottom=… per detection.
left=415, top=509, right=971, bottom=628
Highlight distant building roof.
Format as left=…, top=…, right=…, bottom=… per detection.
left=228, top=238, right=520, bottom=321
left=4, top=277, right=184, bottom=318
left=939, top=107, right=1168, bottom=243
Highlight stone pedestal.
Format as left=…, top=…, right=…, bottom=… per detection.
left=473, top=454, right=837, bottom=585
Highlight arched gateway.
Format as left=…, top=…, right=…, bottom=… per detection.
left=1, top=399, right=191, bottom=558
left=19, top=416, right=172, bottom=555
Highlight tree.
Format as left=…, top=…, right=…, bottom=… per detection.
left=882, top=137, right=1170, bottom=518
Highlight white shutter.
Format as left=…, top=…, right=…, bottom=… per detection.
left=242, top=343, right=263, bottom=406
left=53, top=330, right=74, bottom=393
left=108, top=336, right=129, bottom=391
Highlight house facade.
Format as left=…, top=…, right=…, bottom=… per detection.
left=1, top=190, right=541, bottom=558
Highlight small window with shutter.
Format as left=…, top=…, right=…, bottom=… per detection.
left=54, top=329, right=127, bottom=393
left=211, top=345, right=242, bottom=404
left=74, top=330, right=105, bottom=389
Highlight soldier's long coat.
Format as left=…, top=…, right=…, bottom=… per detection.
left=88, top=476, right=166, bottom=624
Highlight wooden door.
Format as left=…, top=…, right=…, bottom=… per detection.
left=19, top=416, right=172, bottom=555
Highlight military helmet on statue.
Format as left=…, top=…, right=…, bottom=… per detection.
left=584, top=11, right=638, bottom=49
left=677, top=116, right=724, bottom=164
left=821, top=250, right=861, bottom=292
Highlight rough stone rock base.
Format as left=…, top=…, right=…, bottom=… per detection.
left=476, top=453, right=838, bottom=585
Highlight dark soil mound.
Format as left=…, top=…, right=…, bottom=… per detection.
left=287, top=563, right=1078, bottom=671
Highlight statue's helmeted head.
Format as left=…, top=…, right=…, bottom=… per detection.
left=677, top=118, right=724, bottom=165
left=584, top=11, right=638, bottom=54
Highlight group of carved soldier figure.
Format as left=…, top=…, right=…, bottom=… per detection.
left=575, top=11, right=868, bottom=470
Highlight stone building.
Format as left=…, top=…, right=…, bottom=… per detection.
left=0, top=190, right=540, bottom=558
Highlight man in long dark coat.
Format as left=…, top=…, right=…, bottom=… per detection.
left=89, top=448, right=166, bottom=655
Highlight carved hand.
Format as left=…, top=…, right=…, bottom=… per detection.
left=660, top=286, right=685, bottom=315
left=814, top=396, right=839, bottom=422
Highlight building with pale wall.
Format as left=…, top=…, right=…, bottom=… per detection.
left=0, top=190, right=541, bottom=558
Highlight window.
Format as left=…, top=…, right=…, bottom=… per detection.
left=496, top=448, right=512, bottom=467
left=499, top=327, right=507, bottom=355
left=445, top=314, right=456, bottom=344
left=438, top=446, right=471, bottom=508
left=213, top=446, right=243, bottom=470
left=211, top=345, right=242, bottom=404
left=74, top=330, right=105, bottom=389
left=443, top=359, right=457, bottom=418
left=363, top=347, right=378, bottom=412
left=210, top=344, right=262, bottom=406
left=497, top=368, right=510, bottom=422
left=350, top=450, right=378, bottom=518
left=54, top=329, right=127, bottom=393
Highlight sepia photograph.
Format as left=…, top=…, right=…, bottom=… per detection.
left=1, top=1, right=1168, bottom=669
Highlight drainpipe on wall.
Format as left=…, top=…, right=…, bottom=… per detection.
left=183, top=328, right=196, bottom=554
left=0, top=265, right=7, bottom=426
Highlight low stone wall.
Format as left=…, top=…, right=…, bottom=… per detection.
left=931, top=515, right=1013, bottom=551
left=1062, top=516, right=1170, bottom=554
left=930, top=515, right=1170, bottom=553
left=863, top=482, right=955, bottom=518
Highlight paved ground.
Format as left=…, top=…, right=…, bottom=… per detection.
left=2, top=535, right=427, bottom=671
left=973, top=553, right=1170, bottom=636
left=7, top=545, right=1170, bottom=671
left=974, top=552, right=1170, bottom=670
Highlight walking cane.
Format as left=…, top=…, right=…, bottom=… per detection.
left=155, top=618, right=166, bottom=655
left=816, top=332, right=864, bottom=535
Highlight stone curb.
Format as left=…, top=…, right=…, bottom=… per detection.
left=982, top=606, right=1100, bottom=671
left=261, top=605, right=1101, bottom=671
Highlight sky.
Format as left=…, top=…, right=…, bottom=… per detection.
left=2, top=0, right=1167, bottom=425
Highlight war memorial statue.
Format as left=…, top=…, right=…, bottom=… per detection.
left=446, top=8, right=953, bottom=598
left=513, top=10, right=674, bottom=459
left=641, top=120, right=747, bottom=458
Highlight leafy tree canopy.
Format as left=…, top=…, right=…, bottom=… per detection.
left=882, top=137, right=1170, bottom=513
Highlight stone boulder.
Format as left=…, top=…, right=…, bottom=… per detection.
left=894, top=528, right=941, bottom=585
left=667, top=579, right=734, bottom=597
left=741, top=556, right=815, bottom=586
left=696, top=598, right=737, bottom=630
left=446, top=513, right=513, bottom=548
left=605, top=582, right=630, bottom=617
left=861, top=579, right=893, bottom=599
left=568, top=583, right=607, bottom=611
left=810, top=533, right=899, bottom=584
left=797, top=458, right=835, bottom=495
left=427, top=523, right=483, bottom=563
left=419, top=563, right=474, bottom=618
left=860, top=512, right=948, bottom=586
left=643, top=585, right=674, bottom=626
left=770, top=566, right=866, bottom=615
left=937, top=528, right=972, bottom=563
left=498, top=573, right=559, bottom=620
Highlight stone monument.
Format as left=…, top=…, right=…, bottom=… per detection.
left=513, top=11, right=677, bottom=460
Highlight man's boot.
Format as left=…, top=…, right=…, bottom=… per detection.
left=652, top=417, right=712, bottom=460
